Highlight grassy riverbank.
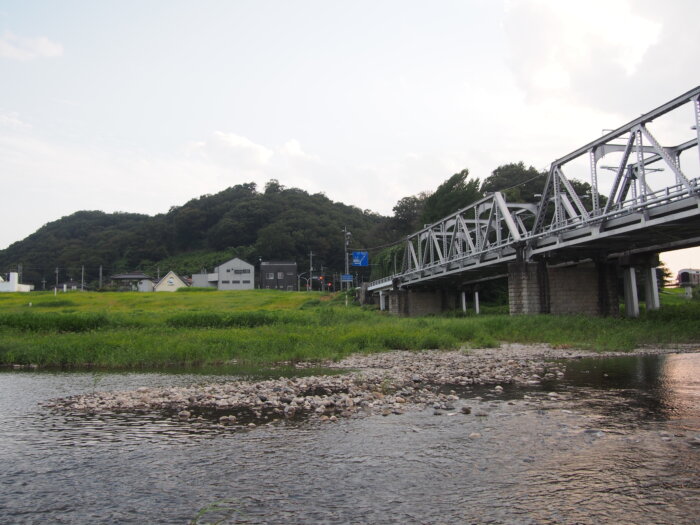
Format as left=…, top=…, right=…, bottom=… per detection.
left=0, top=289, right=698, bottom=369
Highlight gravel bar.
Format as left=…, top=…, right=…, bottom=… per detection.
left=42, top=343, right=700, bottom=427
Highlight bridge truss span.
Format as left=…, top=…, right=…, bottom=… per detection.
left=369, top=86, right=700, bottom=293
left=394, top=192, right=536, bottom=287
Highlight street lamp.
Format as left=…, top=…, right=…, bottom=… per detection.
left=258, top=257, right=263, bottom=289
left=297, top=272, right=309, bottom=291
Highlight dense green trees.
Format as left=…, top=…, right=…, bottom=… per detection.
left=480, top=161, right=596, bottom=211
left=480, top=162, right=546, bottom=203
left=0, top=182, right=390, bottom=288
left=1, top=162, right=597, bottom=289
left=420, top=169, right=482, bottom=224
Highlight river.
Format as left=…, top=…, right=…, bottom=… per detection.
left=1, top=352, right=698, bottom=524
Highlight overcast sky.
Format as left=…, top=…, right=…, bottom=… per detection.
left=1, top=0, right=699, bottom=275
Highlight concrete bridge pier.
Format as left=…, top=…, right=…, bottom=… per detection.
left=643, top=266, right=660, bottom=311
left=620, top=254, right=661, bottom=317
left=507, top=261, right=547, bottom=315
left=622, top=266, right=640, bottom=318
left=508, top=260, right=619, bottom=316
left=460, top=290, right=481, bottom=315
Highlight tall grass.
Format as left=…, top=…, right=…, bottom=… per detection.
left=0, top=312, right=109, bottom=332
left=165, top=311, right=279, bottom=328
left=0, top=289, right=698, bottom=369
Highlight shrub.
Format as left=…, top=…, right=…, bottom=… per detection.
left=31, top=300, right=77, bottom=308
left=0, top=312, right=109, bottom=332
left=299, top=299, right=322, bottom=309
left=165, top=311, right=278, bottom=328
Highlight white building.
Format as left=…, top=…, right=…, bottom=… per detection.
left=191, top=257, right=255, bottom=291
left=154, top=271, right=189, bottom=292
left=0, top=272, right=32, bottom=293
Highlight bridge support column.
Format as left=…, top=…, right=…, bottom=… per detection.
left=508, top=262, right=547, bottom=315
left=622, top=266, right=640, bottom=318
left=474, top=290, right=480, bottom=315
left=509, top=261, right=619, bottom=316
left=644, top=266, right=660, bottom=311
left=461, top=291, right=466, bottom=313
left=548, top=262, right=618, bottom=316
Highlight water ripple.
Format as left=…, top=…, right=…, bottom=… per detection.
left=0, top=353, right=698, bottom=523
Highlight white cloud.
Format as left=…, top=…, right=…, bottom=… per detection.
left=0, top=111, right=31, bottom=130
left=0, top=32, right=63, bottom=60
left=504, top=0, right=661, bottom=99
left=189, top=131, right=274, bottom=169
left=280, top=139, right=320, bottom=163
left=186, top=132, right=327, bottom=190
left=0, top=133, right=226, bottom=249
left=503, top=0, right=698, bottom=114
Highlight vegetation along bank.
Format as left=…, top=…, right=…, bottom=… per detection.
left=1, top=289, right=699, bottom=370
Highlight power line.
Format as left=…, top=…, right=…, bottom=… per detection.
left=355, top=238, right=404, bottom=253
left=490, top=173, right=545, bottom=193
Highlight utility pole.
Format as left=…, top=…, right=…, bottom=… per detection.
left=81, top=265, right=85, bottom=291
left=55, top=267, right=59, bottom=290
left=99, top=265, right=103, bottom=289
left=343, top=226, right=352, bottom=291
left=309, top=251, right=314, bottom=291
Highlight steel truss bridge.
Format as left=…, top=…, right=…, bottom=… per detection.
left=369, top=86, right=700, bottom=292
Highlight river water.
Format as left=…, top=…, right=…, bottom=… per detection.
left=1, top=352, right=699, bottom=524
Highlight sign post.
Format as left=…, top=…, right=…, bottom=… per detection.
left=351, top=251, right=369, bottom=267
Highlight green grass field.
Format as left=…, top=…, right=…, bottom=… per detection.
left=0, top=289, right=698, bottom=369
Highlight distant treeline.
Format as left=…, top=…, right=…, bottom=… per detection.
left=0, top=163, right=593, bottom=288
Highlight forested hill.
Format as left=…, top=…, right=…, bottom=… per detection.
left=0, top=180, right=393, bottom=288
left=0, top=163, right=593, bottom=288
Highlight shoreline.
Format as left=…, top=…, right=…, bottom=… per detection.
left=42, top=344, right=700, bottom=426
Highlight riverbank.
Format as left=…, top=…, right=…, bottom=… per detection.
left=2, top=289, right=700, bottom=369
left=44, top=344, right=700, bottom=426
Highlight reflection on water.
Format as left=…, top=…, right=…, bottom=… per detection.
left=559, top=353, right=700, bottom=428
left=0, top=353, right=698, bottom=524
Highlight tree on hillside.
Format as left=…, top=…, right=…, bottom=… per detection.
left=391, top=193, right=429, bottom=235
left=481, top=162, right=597, bottom=211
left=420, top=169, right=482, bottom=225
left=370, top=170, right=482, bottom=280
left=480, top=162, right=546, bottom=204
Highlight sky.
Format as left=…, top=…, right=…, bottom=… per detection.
left=1, top=0, right=699, bottom=276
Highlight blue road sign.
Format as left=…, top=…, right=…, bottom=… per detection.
left=351, top=251, right=369, bottom=267
left=341, top=274, right=353, bottom=282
